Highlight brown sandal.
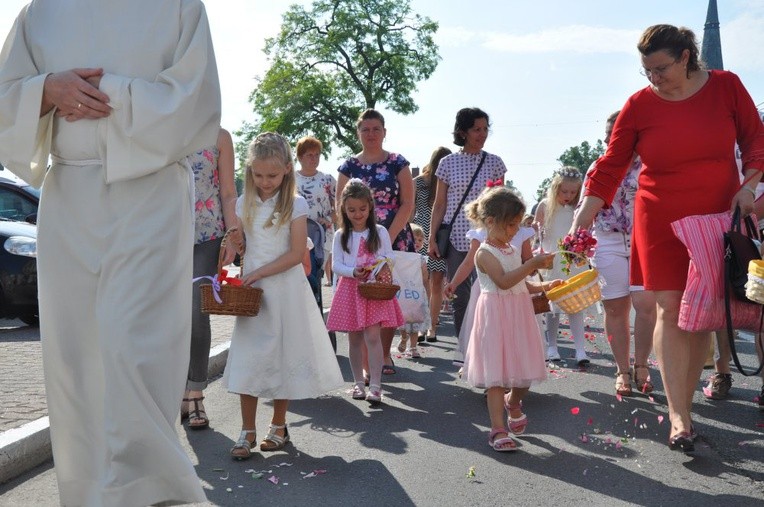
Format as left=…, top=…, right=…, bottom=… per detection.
left=633, top=365, right=654, bottom=394
left=615, top=371, right=633, bottom=397
left=186, top=396, right=209, bottom=429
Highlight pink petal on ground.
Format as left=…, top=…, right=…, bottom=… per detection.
left=579, top=434, right=589, bottom=443
left=615, top=441, right=623, bottom=450
left=657, top=415, right=664, bottom=424
left=754, top=396, right=761, bottom=403
left=268, top=476, right=279, bottom=485
left=648, top=396, right=655, bottom=403
left=587, top=417, right=594, bottom=425
left=633, top=417, right=639, bottom=427
left=616, top=393, right=623, bottom=402
left=570, top=407, right=580, bottom=415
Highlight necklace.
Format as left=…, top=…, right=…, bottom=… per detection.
left=486, top=238, right=513, bottom=254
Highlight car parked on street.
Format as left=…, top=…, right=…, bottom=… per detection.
left=0, top=218, right=38, bottom=325
left=0, top=176, right=39, bottom=224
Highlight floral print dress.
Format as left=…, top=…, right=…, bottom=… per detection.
left=188, top=146, right=225, bottom=244
left=338, top=152, right=415, bottom=252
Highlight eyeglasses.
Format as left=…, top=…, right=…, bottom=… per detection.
left=639, top=59, right=679, bottom=78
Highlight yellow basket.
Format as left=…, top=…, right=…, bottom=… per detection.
left=748, top=259, right=764, bottom=279
left=745, top=261, right=764, bottom=304
left=545, top=269, right=602, bottom=314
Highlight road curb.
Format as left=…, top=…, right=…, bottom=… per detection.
left=0, top=342, right=232, bottom=485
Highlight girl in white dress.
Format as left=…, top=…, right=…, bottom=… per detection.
left=461, top=187, right=560, bottom=451
left=223, top=133, right=343, bottom=460
left=534, top=168, right=589, bottom=365
left=445, top=222, right=535, bottom=366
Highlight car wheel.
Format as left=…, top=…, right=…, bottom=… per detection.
left=19, top=314, right=39, bottom=326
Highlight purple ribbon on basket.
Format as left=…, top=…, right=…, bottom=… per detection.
left=193, top=274, right=223, bottom=304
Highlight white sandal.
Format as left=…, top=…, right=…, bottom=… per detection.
left=230, top=429, right=256, bottom=460
left=260, top=423, right=290, bottom=452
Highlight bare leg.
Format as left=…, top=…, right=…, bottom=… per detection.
left=603, top=295, right=632, bottom=390
left=713, top=329, right=732, bottom=375
left=347, top=331, right=366, bottom=384
left=381, top=327, right=395, bottom=368
left=364, top=324, right=384, bottom=389
left=653, top=291, right=711, bottom=439
left=631, top=290, right=656, bottom=367
left=428, top=271, right=445, bottom=336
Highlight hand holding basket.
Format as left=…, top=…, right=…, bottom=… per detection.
left=199, top=228, right=263, bottom=316
left=358, top=257, right=400, bottom=300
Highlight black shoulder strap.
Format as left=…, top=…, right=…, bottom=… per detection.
left=447, top=151, right=488, bottom=228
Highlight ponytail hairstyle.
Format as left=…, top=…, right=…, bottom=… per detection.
left=243, top=132, right=297, bottom=230
left=637, top=24, right=702, bottom=78
left=418, top=146, right=452, bottom=206
left=338, top=178, right=380, bottom=254
left=544, top=166, right=582, bottom=225
left=465, top=186, right=525, bottom=229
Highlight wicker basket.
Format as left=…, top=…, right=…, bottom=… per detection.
left=546, top=268, right=602, bottom=314
left=358, top=282, right=400, bottom=300
left=200, top=229, right=263, bottom=316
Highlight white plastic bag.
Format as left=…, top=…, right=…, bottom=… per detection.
left=390, top=251, right=430, bottom=332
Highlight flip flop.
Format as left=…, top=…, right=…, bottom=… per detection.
left=382, top=362, right=396, bottom=375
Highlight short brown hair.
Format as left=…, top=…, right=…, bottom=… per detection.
left=637, top=24, right=702, bottom=77
left=356, top=109, right=385, bottom=129
left=295, top=136, right=323, bottom=158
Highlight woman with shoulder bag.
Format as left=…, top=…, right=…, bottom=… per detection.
left=428, top=107, right=508, bottom=337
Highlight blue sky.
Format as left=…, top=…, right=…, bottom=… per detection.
left=2, top=0, right=762, bottom=202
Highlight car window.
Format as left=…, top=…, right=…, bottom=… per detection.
left=0, top=186, right=37, bottom=221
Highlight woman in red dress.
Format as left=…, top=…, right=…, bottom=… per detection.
left=573, top=25, right=764, bottom=453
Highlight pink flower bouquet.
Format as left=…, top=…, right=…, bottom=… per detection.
left=558, top=228, right=597, bottom=275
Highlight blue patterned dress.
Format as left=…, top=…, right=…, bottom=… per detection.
left=338, top=152, right=415, bottom=252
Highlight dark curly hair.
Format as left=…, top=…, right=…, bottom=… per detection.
left=452, top=107, right=490, bottom=147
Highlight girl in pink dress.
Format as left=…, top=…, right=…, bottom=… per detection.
left=327, top=179, right=404, bottom=405
left=462, top=187, right=561, bottom=451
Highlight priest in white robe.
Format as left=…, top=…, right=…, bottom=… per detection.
left=0, top=1, right=220, bottom=505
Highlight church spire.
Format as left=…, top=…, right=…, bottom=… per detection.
left=701, top=0, right=723, bottom=70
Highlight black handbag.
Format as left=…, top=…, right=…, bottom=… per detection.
left=723, top=205, right=764, bottom=376
left=434, top=152, right=487, bottom=257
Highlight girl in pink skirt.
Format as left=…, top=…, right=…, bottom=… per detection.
left=327, top=179, right=404, bottom=405
left=462, top=187, right=561, bottom=451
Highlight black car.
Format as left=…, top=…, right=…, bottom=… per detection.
left=0, top=218, right=37, bottom=325
left=0, top=176, right=40, bottom=224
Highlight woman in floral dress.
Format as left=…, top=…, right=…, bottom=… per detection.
left=337, top=109, right=415, bottom=373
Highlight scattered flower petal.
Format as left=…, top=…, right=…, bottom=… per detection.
left=615, top=441, right=623, bottom=450
left=466, top=466, right=476, bottom=478
left=268, top=475, right=279, bottom=485
left=657, top=415, right=664, bottom=424
left=579, top=434, right=589, bottom=443
left=219, top=472, right=229, bottom=481
left=570, top=407, right=580, bottom=415
left=616, top=393, right=623, bottom=402
left=587, top=417, right=594, bottom=425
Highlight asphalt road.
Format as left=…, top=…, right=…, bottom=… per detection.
left=1, top=311, right=763, bottom=506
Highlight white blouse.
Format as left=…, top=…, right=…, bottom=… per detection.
left=332, top=224, right=394, bottom=278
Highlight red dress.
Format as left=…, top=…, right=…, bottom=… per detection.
left=586, top=70, right=764, bottom=290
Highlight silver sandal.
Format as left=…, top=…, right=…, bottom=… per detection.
left=230, top=429, right=256, bottom=460
left=260, top=423, right=290, bottom=452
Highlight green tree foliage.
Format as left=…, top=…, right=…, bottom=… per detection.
left=534, top=140, right=605, bottom=203
left=237, top=0, right=440, bottom=165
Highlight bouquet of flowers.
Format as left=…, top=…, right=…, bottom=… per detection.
left=558, top=228, right=597, bottom=275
